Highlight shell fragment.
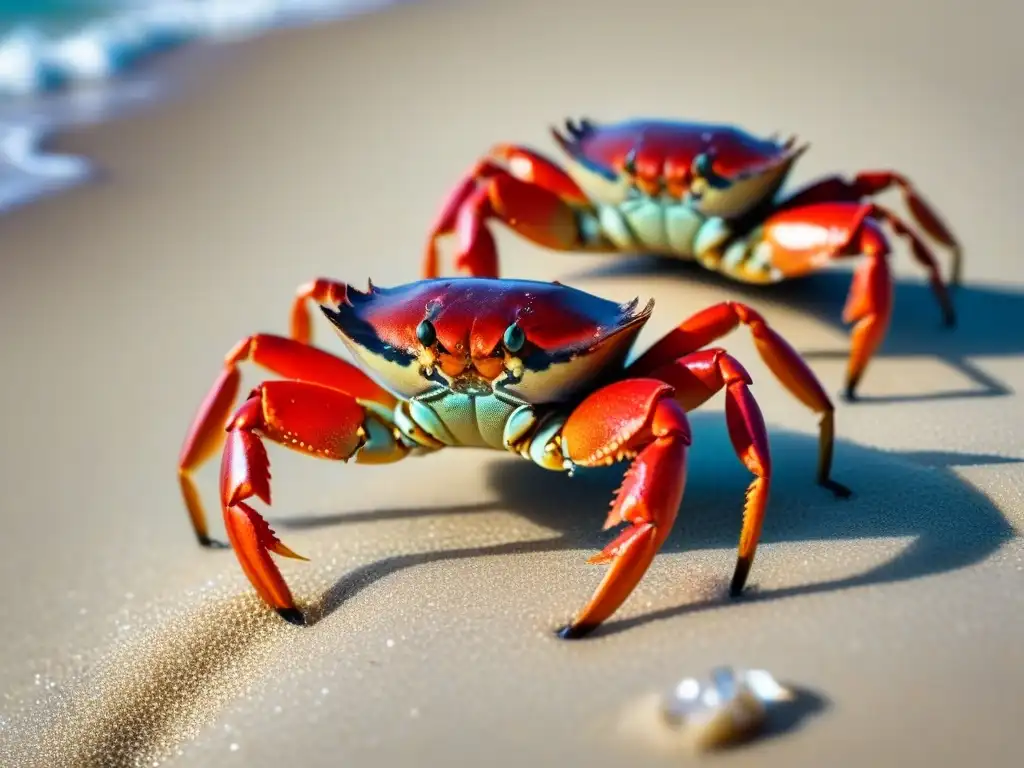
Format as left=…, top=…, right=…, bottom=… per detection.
left=661, top=667, right=794, bottom=751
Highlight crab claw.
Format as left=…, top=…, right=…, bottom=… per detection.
left=215, top=378, right=408, bottom=624
left=221, top=395, right=311, bottom=621
left=556, top=379, right=692, bottom=638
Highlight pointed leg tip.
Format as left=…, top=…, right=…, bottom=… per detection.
left=197, top=535, right=230, bottom=550
left=730, top=557, right=753, bottom=598
left=555, top=622, right=596, bottom=640
left=840, top=387, right=858, bottom=403
left=277, top=607, right=306, bottom=626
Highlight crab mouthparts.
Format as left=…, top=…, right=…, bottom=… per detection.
left=448, top=370, right=495, bottom=395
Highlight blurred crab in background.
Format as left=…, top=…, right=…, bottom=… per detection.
left=422, top=118, right=962, bottom=399
left=177, top=276, right=850, bottom=637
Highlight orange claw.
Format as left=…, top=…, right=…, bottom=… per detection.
left=223, top=500, right=307, bottom=620
left=422, top=145, right=592, bottom=279
left=488, top=172, right=581, bottom=252
left=557, top=379, right=692, bottom=638
left=627, top=301, right=849, bottom=497
left=177, top=331, right=397, bottom=549
left=758, top=200, right=951, bottom=398
left=489, top=143, right=590, bottom=205
left=220, top=381, right=408, bottom=625
left=779, top=169, right=962, bottom=286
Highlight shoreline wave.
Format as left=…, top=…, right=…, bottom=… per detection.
left=0, top=0, right=405, bottom=214
left=0, top=1, right=402, bottom=98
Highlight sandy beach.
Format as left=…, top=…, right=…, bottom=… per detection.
left=0, top=0, right=1022, bottom=765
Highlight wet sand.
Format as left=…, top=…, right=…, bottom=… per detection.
left=0, top=0, right=1022, bottom=765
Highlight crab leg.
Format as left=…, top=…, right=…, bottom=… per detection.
left=778, top=170, right=962, bottom=285
left=639, top=348, right=777, bottom=596
left=289, top=277, right=350, bottom=345
left=842, top=248, right=893, bottom=400
left=626, top=301, right=849, bottom=496
left=178, top=331, right=397, bottom=547
left=423, top=144, right=596, bottom=279
left=556, top=379, right=692, bottom=639
left=222, top=380, right=410, bottom=624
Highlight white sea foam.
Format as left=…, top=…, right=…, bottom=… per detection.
left=0, top=0, right=404, bottom=212
left=0, top=1, right=400, bottom=97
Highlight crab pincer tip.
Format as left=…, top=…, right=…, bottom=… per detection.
left=277, top=607, right=306, bottom=626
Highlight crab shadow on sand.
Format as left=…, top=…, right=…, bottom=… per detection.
left=280, top=412, right=1019, bottom=639
left=559, top=256, right=1023, bottom=404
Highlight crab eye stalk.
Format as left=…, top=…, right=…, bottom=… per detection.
left=623, top=147, right=638, bottom=176
left=502, top=322, right=526, bottom=353
left=416, top=319, right=436, bottom=347
left=691, top=152, right=731, bottom=190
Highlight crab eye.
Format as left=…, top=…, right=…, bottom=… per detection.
left=691, top=152, right=731, bottom=190
left=416, top=319, right=436, bottom=347
left=623, top=147, right=638, bottom=176
left=502, top=322, right=526, bottom=353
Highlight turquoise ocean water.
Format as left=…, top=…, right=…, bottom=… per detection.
left=0, top=0, right=403, bottom=212
left=0, top=1, right=124, bottom=31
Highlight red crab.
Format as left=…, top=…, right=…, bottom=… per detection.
left=422, top=118, right=962, bottom=399
left=177, top=276, right=850, bottom=637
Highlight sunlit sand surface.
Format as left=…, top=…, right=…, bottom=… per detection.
left=0, top=0, right=1022, bottom=765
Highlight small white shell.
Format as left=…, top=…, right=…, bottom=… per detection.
left=661, top=667, right=794, bottom=751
